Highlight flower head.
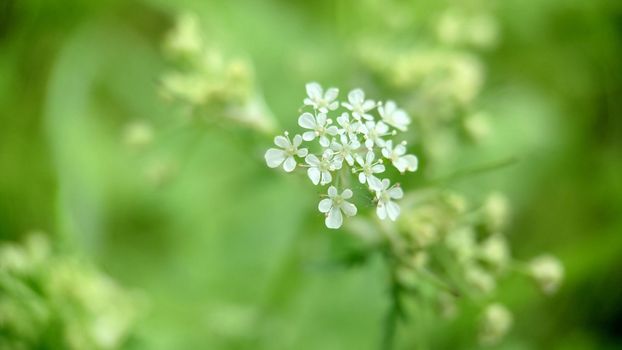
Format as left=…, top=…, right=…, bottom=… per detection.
left=298, top=112, right=339, bottom=147
left=305, top=150, right=341, bottom=185
left=375, top=179, right=403, bottom=221
left=361, top=120, right=389, bottom=148
left=265, top=133, right=308, bottom=172
left=318, top=186, right=357, bottom=229
left=382, top=140, right=418, bottom=173
left=331, top=134, right=361, bottom=167
left=378, top=100, right=410, bottom=131
left=528, top=255, right=563, bottom=295
left=355, top=151, right=385, bottom=191
left=342, top=89, right=376, bottom=121
left=304, top=82, right=339, bottom=113
left=336, top=112, right=362, bottom=137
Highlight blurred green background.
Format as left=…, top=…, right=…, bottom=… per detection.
left=1, top=0, right=621, bottom=349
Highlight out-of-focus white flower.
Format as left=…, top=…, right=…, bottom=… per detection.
left=298, top=112, right=339, bottom=147
left=381, top=140, right=418, bottom=173
left=361, top=120, right=390, bottom=148
left=375, top=179, right=403, bottom=221
left=479, top=234, right=510, bottom=271
left=164, top=13, right=202, bottom=57
left=483, top=192, right=510, bottom=232
left=479, top=303, right=512, bottom=345
left=331, top=135, right=361, bottom=167
left=465, top=265, right=496, bottom=294
left=342, top=89, right=376, bottom=121
left=304, top=82, right=339, bottom=113
left=445, top=227, right=477, bottom=263
left=265, top=133, right=308, bottom=172
left=305, top=151, right=341, bottom=185
left=378, top=100, right=410, bottom=131
left=355, top=151, right=385, bottom=190
left=529, top=255, right=564, bottom=295
left=336, top=112, right=362, bottom=137
left=463, top=111, right=491, bottom=142
left=318, top=186, right=357, bottom=229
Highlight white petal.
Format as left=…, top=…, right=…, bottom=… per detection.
left=386, top=201, right=401, bottom=221
left=274, top=135, right=289, bottom=148
left=382, top=148, right=391, bottom=159
left=376, top=203, right=387, bottom=220
left=318, top=198, right=332, bottom=213
left=319, top=136, right=330, bottom=148
left=371, top=164, right=385, bottom=173
left=328, top=186, right=338, bottom=198
left=341, top=201, right=357, bottom=216
left=388, top=186, right=404, bottom=200
left=316, top=113, right=327, bottom=126
left=348, top=89, right=364, bottom=103
left=308, top=167, right=321, bottom=185
left=325, top=87, right=339, bottom=101
left=298, top=112, right=316, bottom=129
left=368, top=175, right=383, bottom=191
left=341, top=188, right=353, bottom=199
left=362, top=100, right=376, bottom=111
left=358, top=172, right=366, bottom=184
left=381, top=178, right=391, bottom=190
left=402, top=154, right=418, bottom=171
left=320, top=170, right=332, bottom=185
left=306, top=82, right=322, bottom=99
left=283, top=156, right=296, bottom=172
left=265, top=149, right=286, bottom=168
left=292, top=134, right=303, bottom=147
left=305, top=154, right=320, bottom=166
left=297, top=148, right=309, bottom=157
left=365, top=151, right=374, bottom=164
left=325, top=207, right=343, bottom=229
left=328, top=101, right=339, bottom=110
left=393, top=158, right=408, bottom=173
left=377, top=121, right=389, bottom=133
left=303, top=131, right=316, bottom=141
left=326, top=126, right=339, bottom=136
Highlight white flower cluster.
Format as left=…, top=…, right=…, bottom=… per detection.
left=265, top=83, right=419, bottom=229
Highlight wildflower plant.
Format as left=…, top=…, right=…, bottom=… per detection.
left=265, top=83, right=419, bottom=229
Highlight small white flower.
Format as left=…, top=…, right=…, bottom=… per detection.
left=479, top=303, right=513, bottom=346
left=378, top=100, right=410, bottom=131
left=304, top=82, right=339, bottom=112
left=265, top=133, right=308, bottom=172
left=375, top=179, right=403, bottom=221
left=336, top=112, right=362, bottom=137
left=331, top=134, right=361, bottom=167
left=305, top=151, right=341, bottom=185
left=528, top=255, right=564, bottom=295
left=342, top=88, right=376, bottom=121
left=361, top=120, right=389, bottom=148
left=381, top=140, right=419, bottom=173
left=318, top=186, right=357, bottom=229
left=355, top=151, right=385, bottom=190
left=298, top=112, right=339, bottom=147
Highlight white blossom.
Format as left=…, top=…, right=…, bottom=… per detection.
left=265, top=133, right=308, bottom=172
left=336, top=112, right=362, bottom=137
left=361, top=120, right=389, bottom=148
left=381, top=140, right=419, bottom=173
left=529, top=255, right=563, bottom=295
left=298, top=112, right=339, bottom=147
left=342, top=89, right=376, bottom=121
left=318, top=186, right=357, bottom=229
left=378, top=100, right=410, bottom=131
left=479, top=303, right=512, bottom=346
left=375, top=179, right=403, bottom=221
left=355, top=151, right=385, bottom=191
left=305, top=151, right=341, bottom=185
left=304, top=82, right=339, bottom=113
left=331, top=135, right=361, bottom=167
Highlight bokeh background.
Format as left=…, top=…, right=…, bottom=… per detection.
left=1, top=0, right=621, bottom=349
